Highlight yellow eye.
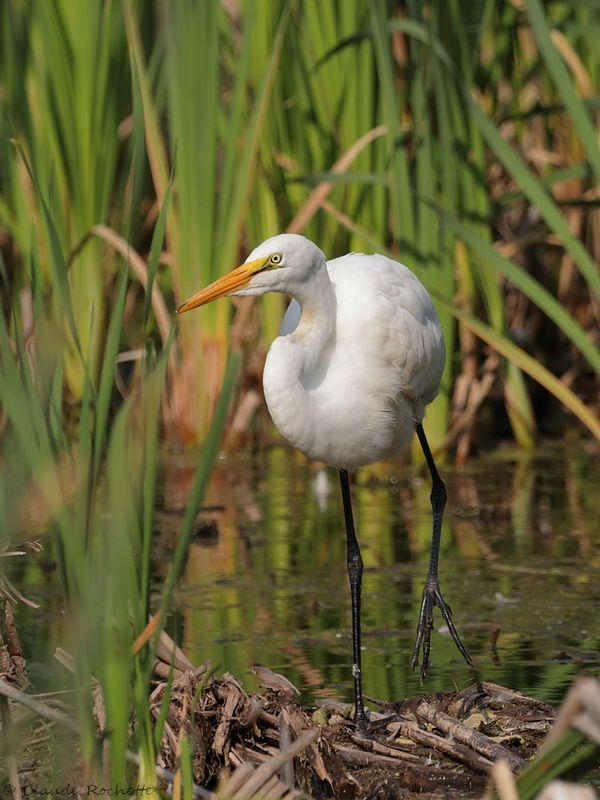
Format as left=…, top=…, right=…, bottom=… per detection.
left=269, top=253, right=282, bottom=265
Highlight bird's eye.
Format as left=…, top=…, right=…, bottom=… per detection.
left=269, top=253, right=282, bottom=266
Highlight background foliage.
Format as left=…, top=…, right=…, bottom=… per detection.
left=1, top=0, right=600, bottom=791
left=1, top=0, right=599, bottom=456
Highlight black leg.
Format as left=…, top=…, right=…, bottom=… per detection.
left=411, top=424, right=472, bottom=679
left=339, top=469, right=368, bottom=730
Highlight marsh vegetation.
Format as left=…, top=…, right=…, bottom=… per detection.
left=1, top=1, right=599, bottom=796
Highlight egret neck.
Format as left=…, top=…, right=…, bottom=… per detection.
left=262, top=262, right=336, bottom=461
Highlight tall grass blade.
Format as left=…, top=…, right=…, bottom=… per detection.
left=446, top=214, right=600, bottom=374
left=15, top=143, right=80, bottom=352
left=179, top=735, right=194, bottom=800
left=126, top=59, right=148, bottom=243
left=437, top=299, right=600, bottom=441
left=216, top=5, right=291, bottom=270
left=143, top=180, right=172, bottom=329
left=526, top=0, right=600, bottom=184
left=92, top=267, right=128, bottom=488
left=367, top=2, right=415, bottom=248
left=141, top=328, right=176, bottom=619
left=159, top=351, right=241, bottom=613
left=122, top=0, right=171, bottom=206
left=466, top=96, right=600, bottom=301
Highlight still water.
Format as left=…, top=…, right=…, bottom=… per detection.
left=155, top=437, right=600, bottom=709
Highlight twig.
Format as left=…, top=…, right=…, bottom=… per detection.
left=362, top=718, right=494, bottom=773
left=0, top=695, right=23, bottom=800
left=214, top=763, right=253, bottom=799
left=228, top=730, right=317, bottom=800
left=0, top=678, right=213, bottom=799
left=416, top=700, right=525, bottom=772
left=334, top=744, right=485, bottom=793
left=278, top=713, right=294, bottom=789
left=0, top=677, right=79, bottom=733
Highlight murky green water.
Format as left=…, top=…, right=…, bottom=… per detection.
left=11, top=437, right=600, bottom=709
left=159, top=437, right=600, bottom=709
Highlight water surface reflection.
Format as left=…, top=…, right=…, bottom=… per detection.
left=161, top=438, right=600, bottom=708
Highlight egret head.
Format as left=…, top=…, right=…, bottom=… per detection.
left=177, top=234, right=326, bottom=313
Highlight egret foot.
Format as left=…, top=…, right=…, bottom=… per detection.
left=353, top=708, right=371, bottom=736
left=411, top=580, right=472, bottom=681
left=352, top=711, right=402, bottom=742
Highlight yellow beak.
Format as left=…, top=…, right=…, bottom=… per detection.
left=176, top=256, right=270, bottom=314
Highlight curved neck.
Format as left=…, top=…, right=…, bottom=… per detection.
left=262, top=264, right=336, bottom=460
left=289, top=265, right=336, bottom=375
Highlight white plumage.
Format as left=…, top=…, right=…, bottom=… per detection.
left=262, top=242, right=444, bottom=469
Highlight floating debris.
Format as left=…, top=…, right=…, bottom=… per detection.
left=3, top=627, right=599, bottom=799
left=150, top=652, right=557, bottom=799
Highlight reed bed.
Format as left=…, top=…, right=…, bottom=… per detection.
left=2, top=1, right=599, bottom=451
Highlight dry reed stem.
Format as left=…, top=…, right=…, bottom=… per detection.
left=484, top=758, right=519, bottom=800
left=131, top=610, right=164, bottom=657
left=0, top=677, right=79, bottom=733
left=539, top=677, right=600, bottom=753
left=0, top=694, right=22, bottom=800
left=89, top=225, right=171, bottom=347
left=549, top=30, right=594, bottom=97
left=286, top=126, right=388, bottom=234
left=416, top=700, right=524, bottom=771
left=225, top=730, right=317, bottom=800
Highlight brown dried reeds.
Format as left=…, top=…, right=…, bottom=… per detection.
left=149, top=647, right=555, bottom=799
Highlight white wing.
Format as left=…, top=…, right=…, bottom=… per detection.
left=326, top=252, right=445, bottom=405
left=275, top=251, right=445, bottom=466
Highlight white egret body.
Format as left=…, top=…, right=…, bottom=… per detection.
left=266, top=252, right=444, bottom=471
left=178, top=233, right=471, bottom=729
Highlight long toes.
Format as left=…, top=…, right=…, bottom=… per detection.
left=434, top=590, right=472, bottom=666
left=411, top=627, right=425, bottom=670
left=412, top=586, right=472, bottom=673
left=412, top=604, right=434, bottom=674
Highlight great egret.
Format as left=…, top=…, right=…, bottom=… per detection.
left=178, top=233, right=471, bottom=729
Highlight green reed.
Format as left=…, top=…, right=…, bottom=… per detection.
left=0, top=163, right=236, bottom=789
left=0, top=1, right=132, bottom=397
left=2, top=1, right=599, bottom=450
